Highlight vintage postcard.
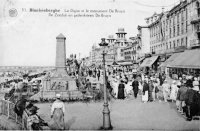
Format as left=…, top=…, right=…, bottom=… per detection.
left=0, top=0, right=200, bottom=130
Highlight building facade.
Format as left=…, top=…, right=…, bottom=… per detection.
left=147, top=0, right=199, bottom=55
left=190, top=0, right=200, bottom=46
left=137, top=26, right=150, bottom=58
left=114, top=28, right=128, bottom=62
left=90, top=28, right=131, bottom=66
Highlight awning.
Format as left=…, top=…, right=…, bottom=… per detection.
left=112, top=61, right=119, bottom=65
left=119, top=61, right=133, bottom=66
left=136, top=57, right=145, bottom=63
left=140, top=56, right=159, bottom=67
left=168, top=49, right=200, bottom=69
left=160, top=52, right=182, bottom=67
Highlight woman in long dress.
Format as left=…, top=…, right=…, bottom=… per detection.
left=117, top=80, right=125, bottom=99
left=142, top=80, right=149, bottom=103
left=170, top=80, right=179, bottom=102
left=50, top=94, right=65, bottom=130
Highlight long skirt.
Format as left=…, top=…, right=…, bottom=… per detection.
left=118, top=88, right=125, bottom=99
left=142, top=91, right=148, bottom=102
left=50, top=108, right=65, bottom=130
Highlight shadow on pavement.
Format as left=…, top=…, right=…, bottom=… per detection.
left=168, top=101, right=185, bottom=119
left=65, top=116, right=76, bottom=130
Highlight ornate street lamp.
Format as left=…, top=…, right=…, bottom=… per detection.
left=99, top=38, right=112, bottom=130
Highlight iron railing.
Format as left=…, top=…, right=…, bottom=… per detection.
left=0, top=99, right=29, bottom=130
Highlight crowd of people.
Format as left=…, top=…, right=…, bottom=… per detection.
left=109, top=71, right=200, bottom=121
left=82, top=66, right=200, bottom=121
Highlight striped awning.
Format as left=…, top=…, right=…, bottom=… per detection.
left=160, top=52, right=181, bottom=67
left=168, top=49, right=200, bottom=69
left=140, top=56, right=159, bottom=67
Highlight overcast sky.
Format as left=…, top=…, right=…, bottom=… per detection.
left=0, top=0, right=180, bottom=66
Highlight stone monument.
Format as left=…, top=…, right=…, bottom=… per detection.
left=32, top=34, right=79, bottom=100
left=47, top=33, right=77, bottom=91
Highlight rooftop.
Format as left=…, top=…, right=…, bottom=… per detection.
left=56, top=33, right=66, bottom=39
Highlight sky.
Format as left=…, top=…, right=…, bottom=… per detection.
left=0, top=0, right=180, bottom=66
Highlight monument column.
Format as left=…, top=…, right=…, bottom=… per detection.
left=56, top=33, right=67, bottom=74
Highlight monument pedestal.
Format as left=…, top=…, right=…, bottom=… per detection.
left=30, top=33, right=80, bottom=101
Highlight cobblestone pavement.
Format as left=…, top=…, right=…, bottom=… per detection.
left=36, top=95, right=200, bottom=130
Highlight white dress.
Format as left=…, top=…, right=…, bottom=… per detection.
left=142, top=91, right=148, bottom=102
left=125, top=81, right=132, bottom=95
left=111, top=80, right=119, bottom=98
left=170, top=84, right=178, bottom=101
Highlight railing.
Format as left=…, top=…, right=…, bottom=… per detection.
left=0, top=99, right=29, bottom=130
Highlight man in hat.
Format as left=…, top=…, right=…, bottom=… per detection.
left=177, top=81, right=188, bottom=114
left=50, top=93, right=65, bottom=130
left=185, top=79, right=199, bottom=121
left=132, top=76, right=139, bottom=98
left=142, top=79, right=149, bottom=103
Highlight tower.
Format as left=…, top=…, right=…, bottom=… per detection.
left=56, top=33, right=67, bottom=74
left=116, top=28, right=127, bottom=39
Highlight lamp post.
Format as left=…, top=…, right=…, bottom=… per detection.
left=99, top=38, right=112, bottom=130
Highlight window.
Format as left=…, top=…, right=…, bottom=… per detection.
left=177, top=12, right=179, bottom=23
left=181, top=38, right=184, bottom=46
left=186, top=37, right=187, bottom=47
left=173, top=15, right=175, bottom=25
left=170, top=28, right=172, bottom=38
left=181, top=11, right=184, bottom=21
left=197, top=2, right=200, bottom=17
left=166, top=42, right=168, bottom=49
left=173, top=41, right=175, bottom=48
left=177, top=39, right=179, bottom=47
left=181, top=23, right=184, bottom=34
left=186, top=8, right=188, bottom=20
left=186, top=21, right=187, bottom=32
left=177, top=25, right=179, bottom=36
left=173, top=26, right=175, bottom=37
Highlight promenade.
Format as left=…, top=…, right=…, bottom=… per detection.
left=36, top=95, right=200, bottom=130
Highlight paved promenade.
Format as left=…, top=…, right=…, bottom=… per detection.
left=36, top=95, right=200, bottom=130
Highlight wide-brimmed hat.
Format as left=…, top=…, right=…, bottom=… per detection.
left=29, top=106, right=39, bottom=114
left=56, top=93, right=61, bottom=98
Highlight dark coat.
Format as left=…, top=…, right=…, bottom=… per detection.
left=185, top=89, right=200, bottom=117
left=185, top=89, right=196, bottom=105
left=132, top=80, right=139, bottom=93
left=143, top=82, right=149, bottom=93
left=117, top=83, right=125, bottom=99
left=177, top=86, right=188, bottom=101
